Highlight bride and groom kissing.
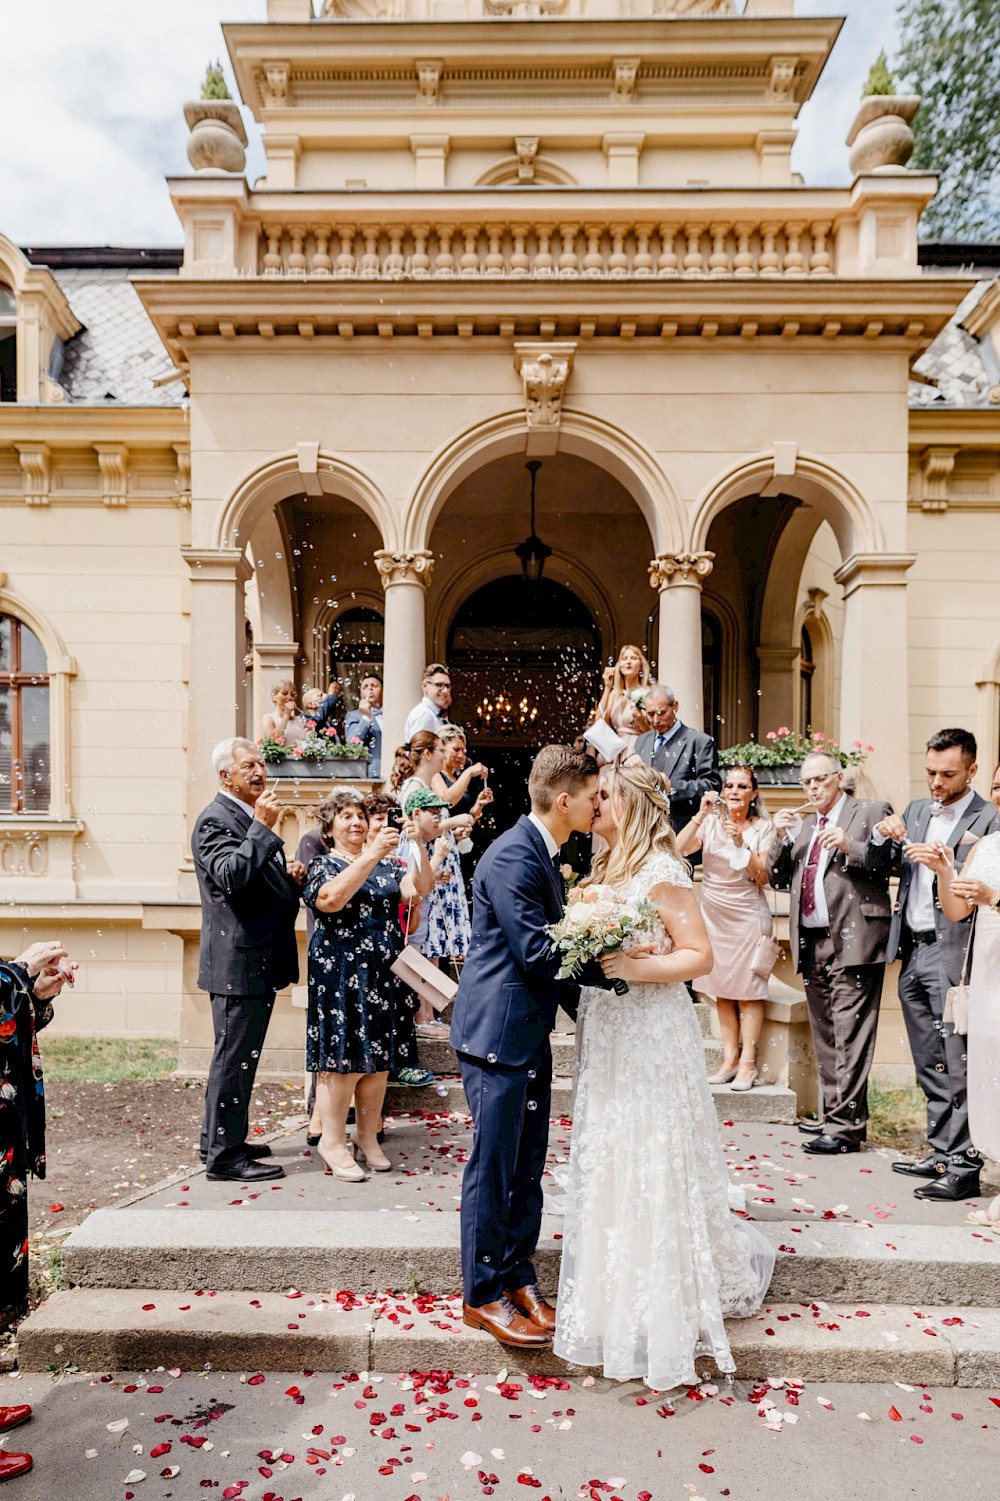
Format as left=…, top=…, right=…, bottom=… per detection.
left=450, top=745, right=774, bottom=1392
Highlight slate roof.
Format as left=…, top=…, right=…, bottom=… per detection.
left=909, top=279, right=997, bottom=410
left=49, top=266, right=184, bottom=407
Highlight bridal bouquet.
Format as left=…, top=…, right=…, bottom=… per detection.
left=547, top=884, right=656, bottom=996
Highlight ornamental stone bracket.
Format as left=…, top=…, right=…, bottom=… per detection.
left=416, top=59, right=442, bottom=104
left=15, top=443, right=50, bottom=506
left=514, top=136, right=539, bottom=183
left=94, top=442, right=129, bottom=507
left=767, top=56, right=799, bottom=103
left=374, top=549, right=435, bottom=589
left=173, top=444, right=192, bottom=508
left=648, top=552, right=716, bottom=590
left=920, top=446, right=958, bottom=512
left=513, top=341, right=577, bottom=456
left=613, top=58, right=640, bottom=103
left=0, top=817, right=85, bottom=901
left=261, top=60, right=290, bottom=109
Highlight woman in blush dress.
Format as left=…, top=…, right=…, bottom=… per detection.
left=594, top=644, right=652, bottom=757
left=920, top=761, right=1000, bottom=1225
left=676, top=766, right=775, bottom=1091
left=554, top=763, right=775, bottom=1392
left=261, top=679, right=309, bottom=747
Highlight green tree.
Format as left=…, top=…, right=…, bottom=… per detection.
left=201, top=60, right=231, bottom=101
left=895, top=0, right=1000, bottom=238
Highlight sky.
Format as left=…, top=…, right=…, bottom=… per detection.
left=0, top=0, right=902, bottom=248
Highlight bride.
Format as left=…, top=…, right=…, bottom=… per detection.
left=554, top=762, right=775, bottom=1390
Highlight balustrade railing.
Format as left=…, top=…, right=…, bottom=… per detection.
left=256, top=218, right=837, bottom=280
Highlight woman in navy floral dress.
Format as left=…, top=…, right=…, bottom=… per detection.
left=304, top=792, right=430, bottom=1181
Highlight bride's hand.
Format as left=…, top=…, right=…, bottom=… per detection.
left=600, top=946, right=653, bottom=984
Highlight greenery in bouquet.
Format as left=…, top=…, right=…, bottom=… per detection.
left=718, top=727, right=873, bottom=770
left=548, top=884, right=656, bottom=996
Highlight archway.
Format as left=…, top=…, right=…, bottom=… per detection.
left=446, top=575, right=601, bottom=834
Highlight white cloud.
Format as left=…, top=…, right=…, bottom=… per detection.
left=0, top=0, right=902, bottom=245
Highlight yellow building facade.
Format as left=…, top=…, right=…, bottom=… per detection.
left=1, top=0, right=999, bottom=1081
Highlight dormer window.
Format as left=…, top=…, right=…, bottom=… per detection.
left=0, top=285, right=15, bottom=402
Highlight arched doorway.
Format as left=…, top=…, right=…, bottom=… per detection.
left=446, top=575, right=601, bottom=833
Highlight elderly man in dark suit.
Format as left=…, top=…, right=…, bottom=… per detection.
left=193, top=737, right=305, bottom=1182
left=871, top=727, right=992, bottom=1202
left=451, top=745, right=599, bottom=1351
left=632, top=684, right=721, bottom=835
left=767, top=751, right=893, bottom=1157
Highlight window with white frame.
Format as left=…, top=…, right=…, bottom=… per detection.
left=0, top=614, right=51, bottom=813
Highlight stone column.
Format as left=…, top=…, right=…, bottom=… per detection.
left=376, top=550, right=435, bottom=778
left=181, top=547, right=253, bottom=897
left=835, top=552, right=916, bottom=809
left=757, top=645, right=800, bottom=736
left=649, top=552, right=714, bottom=732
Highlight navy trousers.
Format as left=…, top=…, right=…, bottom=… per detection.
left=201, top=991, right=274, bottom=1172
left=458, top=1042, right=552, bottom=1307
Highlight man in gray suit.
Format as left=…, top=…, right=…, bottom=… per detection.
left=767, top=752, right=893, bottom=1156
left=871, top=727, right=990, bottom=1202
left=632, top=684, right=721, bottom=835
left=193, top=738, right=305, bottom=1182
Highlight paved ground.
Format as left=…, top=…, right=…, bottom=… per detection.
left=2, top=1365, right=994, bottom=1501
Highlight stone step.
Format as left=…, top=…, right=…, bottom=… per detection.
left=60, top=1211, right=1000, bottom=1308
left=416, top=1031, right=723, bottom=1076
left=18, top=1288, right=1000, bottom=1385
left=384, top=1074, right=793, bottom=1122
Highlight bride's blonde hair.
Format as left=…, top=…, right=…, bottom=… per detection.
left=587, top=762, right=685, bottom=889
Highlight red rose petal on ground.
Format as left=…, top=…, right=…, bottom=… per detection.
left=699, top=1464, right=715, bottom=1473
left=48, top=1204, right=64, bottom=1213
left=247, top=1374, right=265, bottom=1386
left=142, top=1304, right=156, bottom=1311
left=888, top=1406, right=903, bottom=1421
left=149, top=1443, right=171, bottom=1459
left=911, top=1435, right=924, bottom=1444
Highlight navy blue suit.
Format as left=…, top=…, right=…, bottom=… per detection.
left=451, top=815, right=580, bottom=1307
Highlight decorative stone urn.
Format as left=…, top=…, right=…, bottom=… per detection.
left=183, top=100, right=248, bottom=174
left=846, top=95, right=920, bottom=175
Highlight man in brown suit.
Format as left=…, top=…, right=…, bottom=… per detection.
left=767, top=751, right=893, bottom=1156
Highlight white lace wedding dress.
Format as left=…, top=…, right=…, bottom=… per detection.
left=554, top=852, right=776, bottom=1390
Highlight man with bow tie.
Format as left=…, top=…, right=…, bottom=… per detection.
left=192, top=739, right=306, bottom=1183
left=404, top=662, right=453, bottom=741
left=871, top=727, right=993, bottom=1202
left=767, top=752, right=893, bottom=1158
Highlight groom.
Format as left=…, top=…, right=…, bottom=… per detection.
left=451, top=745, right=600, bottom=1349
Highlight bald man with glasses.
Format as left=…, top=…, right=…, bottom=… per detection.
left=766, top=752, right=893, bottom=1157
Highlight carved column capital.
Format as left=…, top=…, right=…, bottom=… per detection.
left=375, top=549, right=435, bottom=589
left=648, top=551, right=715, bottom=590
left=513, top=341, right=576, bottom=455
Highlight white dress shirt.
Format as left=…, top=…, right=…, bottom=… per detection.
left=219, top=788, right=257, bottom=819
left=404, top=697, right=449, bottom=741
left=905, top=788, right=976, bottom=931
left=528, top=811, right=561, bottom=861
left=800, top=792, right=848, bottom=930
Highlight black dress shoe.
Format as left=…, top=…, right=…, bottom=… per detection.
left=802, top=1134, right=861, bottom=1156
left=797, top=1118, right=824, bottom=1135
left=892, top=1154, right=946, bottom=1179
left=206, top=1158, right=286, bottom=1182
left=914, top=1171, right=981, bottom=1202
left=200, top=1142, right=273, bottom=1163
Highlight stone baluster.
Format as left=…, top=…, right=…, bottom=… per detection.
left=810, top=221, right=833, bottom=277
left=360, top=226, right=381, bottom=278
left=758, top=222, right=781, bottom=277
left=335, top=225, right=357, bottom=277
left=657, top=224, right=679, bottom=277
left=732, top=221, right=754, bottom=278
left=633, top=222, right=654, bottom=276
left=459, top=225, right=481, bottom=276
left=583, top=224, right=604, bottom=277
left=708, top=222, right=731, bottom=277
left=558, top=223, right=580, bottom=277
left=783, top=221, right=806, bottom=277
left=313, top=226, right=333, bottom=277
left=434, top=225, right=456, bottom=276
left=484, top=224, right=505, bottom=277
left=510, top=224, right=530, bottom=277
left=262, top=224, right=284, bottom=276
left=608, top=224, right=629, bottom=277
left=682, top=223, right=706, bottom=277
left=287, top=224, right=307, bottom=276
left=385, top=226, right=405, bottom=278
left=410, top=224, right=431, bottom=278
left=534, top=224, right=555, bottom=277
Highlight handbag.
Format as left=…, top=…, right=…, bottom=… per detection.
left=943, top=909, right=976, bottom=1037
left=390, top=893, right=459, bottom=1013
left=750, top=847, right=780, bottom=981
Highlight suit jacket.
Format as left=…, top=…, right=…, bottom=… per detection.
left=450, top=815, right=580, bottom=1068
left=192, top=792, right=301, bottom=997
left=310, top=694, right=342, bottom=739
left=344, top=707, right=381, bottom=777
left=884, top=792, right=992, bottom=976
left=634, top=722, right=722, bottom=832
left=766, top=795, right=893, bottom=972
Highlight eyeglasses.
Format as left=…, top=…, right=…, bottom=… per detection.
left=801, top=773, right=839, bottom=788
left=428, top=679, right=451, bottom=689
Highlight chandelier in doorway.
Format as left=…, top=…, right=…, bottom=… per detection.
left=475, top=692, right=539, bottom=736
left=514, top=460, right=552, bottom=582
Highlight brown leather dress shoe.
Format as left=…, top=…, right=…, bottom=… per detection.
left=505, top=1283, right=557, bottom=1333
left=0, top=1451, right=32, bottom=1483
left=0, top=1407, right=30, bottom=1434
left=463, top=1296, right=553, bottom=1348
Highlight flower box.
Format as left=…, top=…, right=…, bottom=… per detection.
left=268, top=755, right=369, bottom=779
